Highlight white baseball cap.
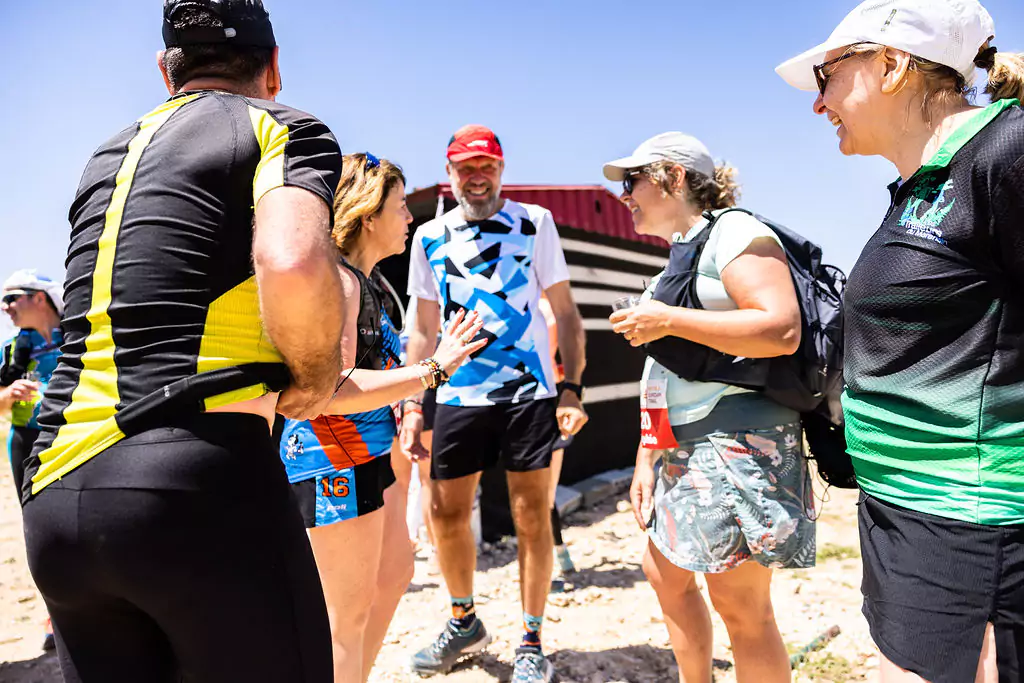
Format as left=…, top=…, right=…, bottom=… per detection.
left=3, top=269, right=64, bottom=316
left=603, top=132, right=716, bottom=182
left=776, top=0, right=995, bottom=92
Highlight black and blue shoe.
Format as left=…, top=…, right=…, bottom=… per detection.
left=410, top=619, right=493, bottom=677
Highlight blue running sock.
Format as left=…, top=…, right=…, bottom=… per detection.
left=450, top=596, right=477, bottom=633
left=521, top=611, right=543, bottom=648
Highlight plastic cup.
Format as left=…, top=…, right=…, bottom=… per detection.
left=611, top=295, right=641, bottom=312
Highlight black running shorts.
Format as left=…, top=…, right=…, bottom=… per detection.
left=22, top=414, right=332, bottom=683
left=430, top=398, right=558, bottom=481
left=291, top=453, right=396, bottom=528
left=859, top=492, right=1024, bottom=683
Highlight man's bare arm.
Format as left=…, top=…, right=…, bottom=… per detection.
left=254, top=186, right=343, bottom=420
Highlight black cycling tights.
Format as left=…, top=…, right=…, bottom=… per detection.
left=22, top=414, right=332, bottom=683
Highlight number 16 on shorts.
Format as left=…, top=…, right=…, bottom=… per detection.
left=640, top=379, right=677, bottom=450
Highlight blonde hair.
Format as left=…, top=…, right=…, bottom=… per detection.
left=852, top=42, right=1024, bottom=121
left=332, top=153, right=406, bottom=254
left=644, top=159, right=741, bottom=211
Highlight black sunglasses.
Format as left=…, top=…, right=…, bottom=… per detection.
left=1, top=291, right=33, bottom=306
left=813, top=50, right=865, bottom=96
left=622, top=169, right=646, bottom=195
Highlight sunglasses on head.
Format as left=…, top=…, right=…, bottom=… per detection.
left=622, top=169, right=646, bottom=195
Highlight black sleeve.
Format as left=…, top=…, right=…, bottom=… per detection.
left=250, top=103, right=343, bottom=217
left=991, top=154, right=1024, bottom=290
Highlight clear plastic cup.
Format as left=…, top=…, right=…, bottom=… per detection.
left=611, top=295, right=642, bottom=312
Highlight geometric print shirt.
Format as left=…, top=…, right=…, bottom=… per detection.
left=408, top=199, right=570, bottom=406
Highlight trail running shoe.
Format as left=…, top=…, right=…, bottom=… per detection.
left=512, top=645, right=555, bottom=683
left=409, top=619, right=492, bottom=676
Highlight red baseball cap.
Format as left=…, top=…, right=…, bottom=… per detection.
left=446, top=124, right=504, bottom=162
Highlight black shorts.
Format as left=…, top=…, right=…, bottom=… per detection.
left=8, top=425, right=39, bottom=502
left=22, top=413, right=332, bottom=683
left=422, top=388, right=437, bottom=432
left=291, top=453, right=396, bottom=528
left=859, top=492, right=1024, bottom=683
left=431, top=398, right=558, bottom=481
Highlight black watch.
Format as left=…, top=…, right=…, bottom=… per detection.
left=557, top=381, right=583, bottom=400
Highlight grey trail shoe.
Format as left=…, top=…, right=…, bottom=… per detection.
left=409, top=620, right=492, bottom=677
left=512, top=646, right=555, bottom=683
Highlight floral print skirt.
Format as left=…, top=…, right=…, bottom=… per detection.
left=648, top=419, right=816, bottom=573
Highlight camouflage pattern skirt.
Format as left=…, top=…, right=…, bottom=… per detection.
left=649, top=418, right=816, bottom=573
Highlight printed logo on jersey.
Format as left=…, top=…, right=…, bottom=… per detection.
left=898, top=177, right=955, bottom=245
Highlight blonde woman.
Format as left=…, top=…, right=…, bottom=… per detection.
left=279, top=153, right=485, bottom=682
left=606, top=133, right=814, bottom=683
left=777, top=1, right=1024, bottom=681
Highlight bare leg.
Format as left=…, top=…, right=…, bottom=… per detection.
left=307, top=508, right=385, bottom=683
left=430, top=473, right=482, bottom=599
left=548, top=448, right=564, bottom=508
left=419, top=430, right=435, bottom=547
left=705, top=561, right=789, bottom=683
left=506, top=469, right=554, bottom=620
left=642, top=539, right=713, bottom=683
left=874, top=622, right=996, bottom=683
left=361, top=483, right=415, bottom=680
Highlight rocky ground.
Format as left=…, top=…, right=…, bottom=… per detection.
left=0, top=425, right=876, bottom=682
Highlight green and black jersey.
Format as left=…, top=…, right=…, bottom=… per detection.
left=844, top=99, right=1024, bottom=525
left=24, top=91, right=342, bottom=498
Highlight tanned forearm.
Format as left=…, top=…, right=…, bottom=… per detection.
left=325, top=366, right=428, bottom=415
left=664, top=307, right=799, bottom=358
left=554, top=310, right=586, bottom=384
left=254, top=188, right=343, bottom=394
left=405, top=302, right=441, bottom=401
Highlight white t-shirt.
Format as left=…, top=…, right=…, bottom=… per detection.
left=407, top=199, right=570, bottom=406
left=641, top=209, right=784, bottom=425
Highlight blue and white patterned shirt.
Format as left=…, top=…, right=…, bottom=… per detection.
left=407, top=199, right=569, bottom=406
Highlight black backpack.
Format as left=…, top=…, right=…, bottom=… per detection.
left=645, top=208, right=856, bottom=489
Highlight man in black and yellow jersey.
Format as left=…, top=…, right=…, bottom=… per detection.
left=20, top=2, right=345, bottom=681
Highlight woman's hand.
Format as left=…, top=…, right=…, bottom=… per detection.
left=630, top=447, right=659, bottom=531
left=609, top=300, right=674, bottom=347
left=399, top=410, right=430, bottom=462
left=433, top=309, right=488, bottom=376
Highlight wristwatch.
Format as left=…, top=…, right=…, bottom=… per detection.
left=557, top=381, right=583, bottom=400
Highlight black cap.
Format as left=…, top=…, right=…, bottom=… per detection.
left=163, top=0, right=277, bottom=49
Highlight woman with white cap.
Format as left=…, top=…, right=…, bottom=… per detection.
left=605, top=133, right=816, bottom=683
left=777, top=1, right=1024, bottom=681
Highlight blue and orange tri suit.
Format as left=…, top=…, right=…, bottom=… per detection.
left=281, top=262, right=402, bottom=526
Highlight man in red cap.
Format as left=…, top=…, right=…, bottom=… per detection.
left=401, top=125, right=588, bottom=682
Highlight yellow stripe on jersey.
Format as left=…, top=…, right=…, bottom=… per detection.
left=31, top=94, right=200, bottom=494
left=248, top=105, right=289, bottom=206
left=197, top=275, right=284, bottom=410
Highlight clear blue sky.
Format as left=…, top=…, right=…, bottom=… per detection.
left=1, top=0, right=1022, bottom=340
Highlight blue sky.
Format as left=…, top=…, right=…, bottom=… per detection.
left=1, top=0, right=1022, bottom=340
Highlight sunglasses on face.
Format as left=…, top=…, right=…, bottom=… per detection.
left=813, top=50, right=866, bottom=96
left=622, top=169, right=646, bottom=195
left=1, top=292, right=31, bottom=306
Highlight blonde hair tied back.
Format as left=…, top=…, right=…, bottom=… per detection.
left=644, top=160, right=741, bottom=211
left=983, top=49, right=1024, bottom=104
left=332, top=153, right=406, bottom=254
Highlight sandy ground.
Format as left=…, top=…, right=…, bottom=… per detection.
left=0, top=428, right=877, bottom=682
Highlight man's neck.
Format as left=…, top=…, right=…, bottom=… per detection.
left=177, top=78, right=263, bottom=99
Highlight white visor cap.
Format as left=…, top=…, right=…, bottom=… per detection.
left=776, top=0, right=995, bottom=92
left=603, top=132, right=716, bottom=182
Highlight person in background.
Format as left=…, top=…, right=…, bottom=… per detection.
left=401, top=124, right=588, bottom=682
left=0, top=269, right=63, bottom=651
left=537, top=294, right=577, bottom=591
left=279, top=153, right=484, bottom=682
left=777, top=1, right=1024, bottom=680
left=21, top=1, right=346, bottom=680
left=607, top=132, right=815, bottom=683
